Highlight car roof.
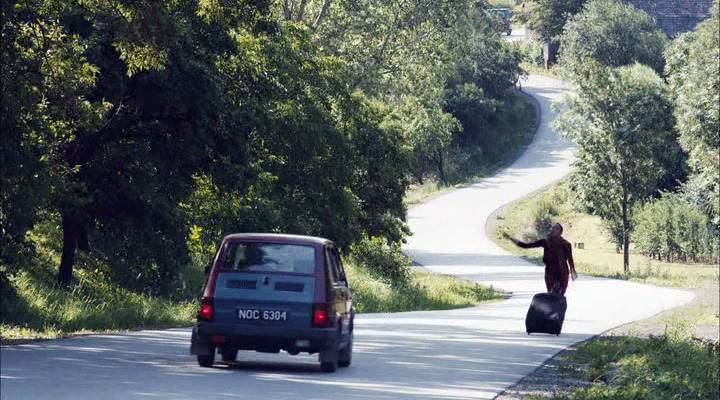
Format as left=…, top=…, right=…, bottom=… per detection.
left=222, top=233, right=334, bottom=246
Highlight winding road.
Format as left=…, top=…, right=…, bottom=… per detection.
left=0, top=75, right=694, bottom=400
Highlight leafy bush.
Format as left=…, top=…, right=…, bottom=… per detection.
left=522, top=182, right=575, bottom=239
left=516, top=0, right=586, bottom=43
left=559, top=0, right=669, bottom=78
left=516, top=39, right=545, bottom=67
left=349, top=236, right=411, bottom=286
left=530, top=197, right=560, bottom=238
left=634, top=195, right=718, bottom=263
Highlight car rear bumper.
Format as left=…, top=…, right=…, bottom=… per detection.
left=190, top=322, right=339, bottom=355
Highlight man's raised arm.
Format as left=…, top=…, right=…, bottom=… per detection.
left=503, top=232, right=545, bottom=249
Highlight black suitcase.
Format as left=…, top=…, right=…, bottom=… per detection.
left=525, top=292, right=567, bottom=335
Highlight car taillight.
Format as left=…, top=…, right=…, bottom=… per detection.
left=198, top=298, right=214, bottom=321
left=312, top=303, right=330, bottom=327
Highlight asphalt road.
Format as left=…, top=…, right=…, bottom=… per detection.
left=0, top=75, right=694, bottom=400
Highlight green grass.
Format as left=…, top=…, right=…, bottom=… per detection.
left=0, top=268, right=197, bottom=344
left=554, top=331, right=719, bottom=400
left=0, top=245, right=503, bottom=343
left=520, top=61, right=562, bottom=79
left=345, top=263, right=503, bottom=313
left=406, top=92, right=537, bottom=205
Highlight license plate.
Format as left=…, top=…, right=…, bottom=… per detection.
left=238, top=309, right=287, bottom=321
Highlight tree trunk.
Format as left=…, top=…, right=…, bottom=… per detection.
left=58, top=214, right=77, bottom=286
left=622, top=187, right=630, bottom=274
left=437, top=150, right=446, bottom=185
left=58, top=213, right=89, bottom=286
left=543, top=41, right=560, bottom=69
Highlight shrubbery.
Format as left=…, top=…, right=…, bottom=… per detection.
left=349, top=236, right=411, bottom=286
left=559, top=0, right=669, bottom=78
left=511, top=182, right=575, bottom=239
left=634, top=195, right=718, bottom=263
left=515, top=39, right=545, bottom=67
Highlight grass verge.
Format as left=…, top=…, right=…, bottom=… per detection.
left=0, top=268, right=196, bottom=344
left=345, top=263, right=503, bottom=313
left=520, top=62, right=562, bottom=80
left=1, top=253, right=503, bottom=344
left=531, top=330, right=720, bottom=400
left=406, top=91, right=538, bottom=205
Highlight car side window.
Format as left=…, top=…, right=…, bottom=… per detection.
left=325, top=248, right=339, bottom=283
left=325, top=246, right=347, bottom=285
left=332, top=249, right=347, bottom=284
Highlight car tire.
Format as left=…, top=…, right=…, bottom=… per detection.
left=319, top=344, right=339, bottom=373
left=320, top=360, right=337, bottom=373
left=221, top=348, right=237, bottom=363
left=197, top=353, right=214, bottom=368
left=338, top=336, right=352, bottom=368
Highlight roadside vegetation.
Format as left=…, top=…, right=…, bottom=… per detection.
left=1, top=234, right=501, bottom=343
left=347, top=236, right=503, bottom=313
left=346, top=265, right=502, bottom=314
left=493, top=181, right=718, bottom=290
left=1, top=269, right=197, bottom=344
left=405, top=91, right=537, bottom=205
left=495, top=2, right=719, bottom=398
left=2, top=1, right=525, bottom=339
left=521, top=330, right=719, bottom=400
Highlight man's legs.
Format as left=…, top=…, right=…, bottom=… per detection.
left=544, top=270, right=554, bottom=292
left=545, top=269, right=569, bottom=295
left=557, top=273, right=569, bottom=296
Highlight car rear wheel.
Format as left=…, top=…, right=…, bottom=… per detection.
left=319, top=345, right=339, bottom=373
left=320, top=360, right=337, bottom=373
left=338, top=336, right=352, bottom=368
left=221, top=348, right=238, bottom=363
left=197, top=353, right=214, bottom=368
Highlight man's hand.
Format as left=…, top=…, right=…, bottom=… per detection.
left=571, top=270, right=578, bottom=281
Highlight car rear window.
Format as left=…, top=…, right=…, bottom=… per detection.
left=220, top=242, right=316, bottom=275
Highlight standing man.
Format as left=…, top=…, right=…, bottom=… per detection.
left=504, top=223, right=577, bottom=295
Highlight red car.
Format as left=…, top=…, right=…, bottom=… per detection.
left=190, top=233, right=354, bottom=372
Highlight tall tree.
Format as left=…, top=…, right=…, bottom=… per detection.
left=517, top=0, right=586, bottom=65
left=555, top=62, right=682, bottom=272
left=559, top=0, right=669, bottom=77
left=1, top=0, right=272, bottom=289
left=665, top=2, right=720, bottom=224
left=1, top=1, right=110, bottom=278
left=517, top=0, right=586, bottom=43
